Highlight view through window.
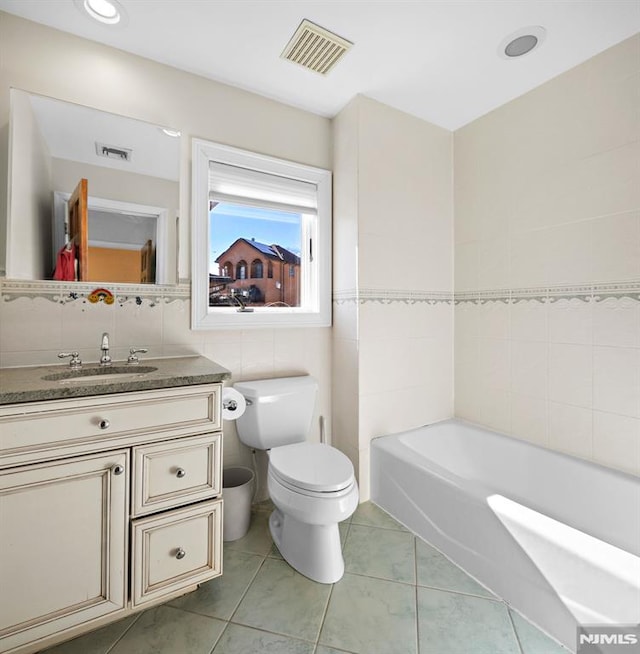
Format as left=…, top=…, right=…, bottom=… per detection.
left=209, top=202, right=303, bottom=308
left=192, top=138, right=331, bottom=329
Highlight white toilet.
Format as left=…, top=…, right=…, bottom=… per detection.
left=234, top=375, right=359, bottom=583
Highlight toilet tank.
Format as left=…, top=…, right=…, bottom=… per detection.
left=234, top=376, right=318, bottom=450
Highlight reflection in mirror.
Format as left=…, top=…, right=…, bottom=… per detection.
left=6, top=89, right=180, bottom=284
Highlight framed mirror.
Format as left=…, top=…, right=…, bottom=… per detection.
left=6, top=89, right=180, bottom=285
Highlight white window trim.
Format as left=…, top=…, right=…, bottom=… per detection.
left=191, top=138, right=332, bottom=330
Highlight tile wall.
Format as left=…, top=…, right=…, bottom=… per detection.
left=454, top=34, right=640, bottom=476
left=332, top=97, right=455, bottom=500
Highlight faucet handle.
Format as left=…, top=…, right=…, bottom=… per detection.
left=127, top=347, right=148, bottom=364
left=58, top=351, right=82, bottom=368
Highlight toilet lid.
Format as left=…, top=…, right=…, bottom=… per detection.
left=269, top=442, right=355, bottom=493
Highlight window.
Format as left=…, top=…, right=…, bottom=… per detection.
left=251, top=259, right=263, bottom=279
left=192, top=139, right=332, bottom=329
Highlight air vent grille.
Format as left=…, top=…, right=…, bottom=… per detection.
left=95, top=142, right=132, bottom=162
left=281, top=19, right=352, bottom=75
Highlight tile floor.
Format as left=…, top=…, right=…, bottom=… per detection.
left=42, top=502, right=570, bottom=654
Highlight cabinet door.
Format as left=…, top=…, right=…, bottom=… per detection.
left=0, top=451, right=128, bottom=654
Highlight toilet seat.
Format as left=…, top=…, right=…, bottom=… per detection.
left=269, top=442, right=355, bottom=494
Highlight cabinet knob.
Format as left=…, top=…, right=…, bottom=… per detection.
left=112, top=464, right=125, bottom=476
left=175, top=548, right=186, bottom=560
left=99, top=419, right=110, bottom=430
left=176, top=468, right=186, bottom=479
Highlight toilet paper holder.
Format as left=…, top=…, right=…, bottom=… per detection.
left=221, top=387, right=249, bottom=420
left=223, top=396, right=252, bottom=411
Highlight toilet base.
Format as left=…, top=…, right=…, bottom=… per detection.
left=269, top=509, right=345, bottom=584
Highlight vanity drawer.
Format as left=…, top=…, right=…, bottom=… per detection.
left=131, top=499, right=223, bottom=607
left=132, top=433, right=221, bottom=517
left=0, top=386, right=221, bottom=466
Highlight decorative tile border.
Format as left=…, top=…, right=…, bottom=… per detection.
left=592, top=281, right=640, bottom=301
left=333, top=288, right=453, bottom=305
left=0, top=279, right=191, bottom=305
left=334, top=281, right=640, bottom=306
left=456, top=281, right=640, bottom=305
left=7, top=279, right=636, bottom=308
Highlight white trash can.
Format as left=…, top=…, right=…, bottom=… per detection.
left=222, top=466, right=255, bottom=542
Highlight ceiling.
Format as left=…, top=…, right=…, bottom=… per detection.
left=1, top=0, right=639, bottom=130
left=27, top=92, right=180, bottom=181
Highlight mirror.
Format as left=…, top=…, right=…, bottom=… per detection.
left=6, top=89, right=180, bottom=285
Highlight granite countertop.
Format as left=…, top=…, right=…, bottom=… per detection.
left=0, top=356, right=231, bottom=405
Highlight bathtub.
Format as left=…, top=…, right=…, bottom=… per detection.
left=370, top=419, right=640, bottom=651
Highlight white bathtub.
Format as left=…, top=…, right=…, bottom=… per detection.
left=370, top=419, right=640, bottom=651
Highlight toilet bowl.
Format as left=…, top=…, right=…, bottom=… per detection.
left=234, top=376, right=359, bottom=583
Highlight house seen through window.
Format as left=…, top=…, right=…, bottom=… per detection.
left=209, top=202, right=302, bottom=308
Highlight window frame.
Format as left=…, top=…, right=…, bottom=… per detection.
left=192, top=139, right=332, bottom=329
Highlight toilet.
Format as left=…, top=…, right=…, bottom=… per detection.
left=234, top=375, right=359, bottom=583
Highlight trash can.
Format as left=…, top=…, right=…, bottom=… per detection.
left=222, top=466, right=255, bottom=542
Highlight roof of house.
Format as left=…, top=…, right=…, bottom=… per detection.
left=215, top=238, right=300, bottom=265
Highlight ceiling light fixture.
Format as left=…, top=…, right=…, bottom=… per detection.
left=75, top=0, right=127, bottom=26
left=161, top=128, right=181, bottom=138
left=499, top=26, right=546, bottom=59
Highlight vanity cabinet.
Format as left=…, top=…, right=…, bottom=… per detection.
left=0, top=383, right=224, bottom=654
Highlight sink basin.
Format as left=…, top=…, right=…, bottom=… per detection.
left=42, top=365, right=158, bottom=384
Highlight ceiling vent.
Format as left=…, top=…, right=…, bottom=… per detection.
left=95, top=142, right=132, bottom=162
left=281, top=19, right=353, bottom=75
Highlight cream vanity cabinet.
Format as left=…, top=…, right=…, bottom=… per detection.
left=0, top=374, right=227, bottom=654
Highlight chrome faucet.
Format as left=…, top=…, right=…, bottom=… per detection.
left=100, top=332, right=112, bottom=366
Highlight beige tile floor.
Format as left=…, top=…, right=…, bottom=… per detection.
left=41, top=502, right=570, bottom=654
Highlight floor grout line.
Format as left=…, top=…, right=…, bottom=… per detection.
left=507, top=604, right=526, bottom=654
left=104, top=610, right=144, bottom=654
left=313, top=579, right=335, bottom=650
left=225, top=618, right=318, bottom=645
left=226, top=551, right=269, bottom=625
left=207, top=619, right=229, bottom=654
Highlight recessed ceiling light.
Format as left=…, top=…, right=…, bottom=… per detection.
left=499, top=26, right=546, bottom=59
left=74, top=0, right=127, bottom=26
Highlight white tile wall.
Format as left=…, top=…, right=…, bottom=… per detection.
left=593, top=411, right=640, bottom=475
left=455, top=293, right=640, bottom=475
left=510, top=299, right=547, bottom=342
left=548, top=342, right=593, bottom=408
left=593, top=346, right=640, bottom=418
left=548, top=402, right=593, bottom=459
left=453, top=34, right=640, bottom=477
left=511, top=339, right=547, bottom=399
left=592, top=296, right=640, bottom=348
left=548, top=298, right=592, bottom=345
left=511, top=393, right=548, bottom=448
left=332, top=95, right=454, bottom=501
